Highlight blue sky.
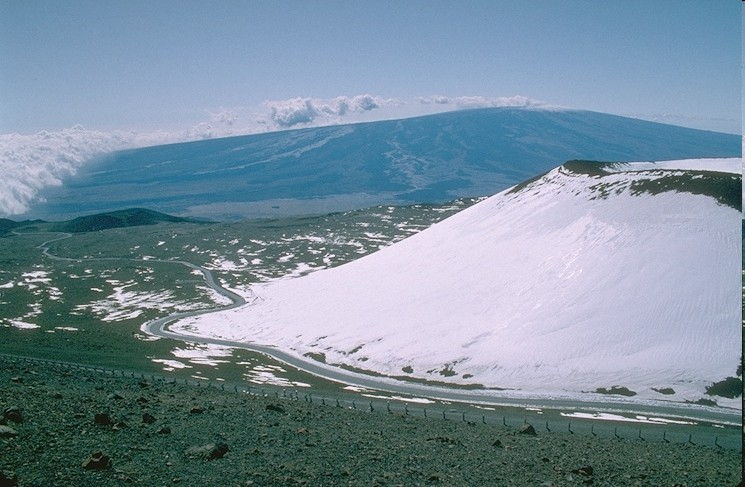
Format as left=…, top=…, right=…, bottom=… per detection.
left=0, top=1, right=741, bottom=135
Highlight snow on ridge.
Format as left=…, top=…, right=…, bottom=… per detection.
left=606, top=157, right=740, bottom=174
left=174, top=163, right=741, bottom=407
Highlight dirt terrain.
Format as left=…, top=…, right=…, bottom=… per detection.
left=0, top=357, right=741, bottom=487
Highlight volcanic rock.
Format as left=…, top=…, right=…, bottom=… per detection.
left=82, top=451, right=112, bottom=470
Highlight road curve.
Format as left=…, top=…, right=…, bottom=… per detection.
left=24, top=231, right=742, bottom=427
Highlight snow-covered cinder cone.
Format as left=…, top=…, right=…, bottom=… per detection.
left=175, top=158, right=742, bottom=408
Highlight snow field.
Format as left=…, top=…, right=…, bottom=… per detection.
left=175, top=159, right=741, bottom=407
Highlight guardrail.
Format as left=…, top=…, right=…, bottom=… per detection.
left=1, top=353, right=740, bottom=452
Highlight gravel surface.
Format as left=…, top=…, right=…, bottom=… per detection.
left=0, top=359, right=741, bottom=487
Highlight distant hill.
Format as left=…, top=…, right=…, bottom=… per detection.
left=0, top=218, right=25, bottom=236
left=24, top=107, right=741, bottom=221
left=0, top=218, right=47, bottom=236
left=50, top=208, right=200, bottom=233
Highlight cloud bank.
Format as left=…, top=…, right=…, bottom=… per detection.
left=0, top=94, right=544, bottom=218
left=0, top=127, right=182, bottom=218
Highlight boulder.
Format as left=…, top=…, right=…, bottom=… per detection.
left=518, top=424, right=537, bottom=436
left=207, top=442, right=230, bottom=460
left=0, top=470, right=18, bottom=487
left=185, top=442, right=230, bottom=460
left=0, top=426, right=18, bottom=438
left=94, top=413, right=112, bottom=426
left=572, top=466, right=594, bottom=476
left=265, top=404, right=286, bottom=414
left=82, top=451, right=112, bottom=470
left=2, top=408, right=22, bottom=424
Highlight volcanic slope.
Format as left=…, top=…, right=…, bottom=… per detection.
left=26, top=108, right=740, bottom=220
left=174, top=158, right=742, bottom=408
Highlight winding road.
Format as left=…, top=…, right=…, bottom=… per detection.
left=27, top=231, right=743, bottom=430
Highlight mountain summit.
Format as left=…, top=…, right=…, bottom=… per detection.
left=27, top=108, right=740, bottom=221
left=174, top=158, right=741, bottom=407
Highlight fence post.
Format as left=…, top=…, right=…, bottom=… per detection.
left=404, top=403, right=409, bottom=415
left=424, top=408, right=427, bottom=418
left=482, top=414, right=486, bottom=425
left=387, top=401, right=391, bottom=413
left=545, top=421, right=551, bottom=432
left=638, top=429, right=644, bottom=441
left=369, top=401, right=374, bottom=412
left=614, top=427, right=620, bottom=438
left=502, top=416, right=506, bottom=426
left=591, top=425, right=596, bottom=436
left=568, top=423, right=573, bottom=434
left=662, top=430, right=669, bottom=443
left=462, top=412, right=466, bottom=422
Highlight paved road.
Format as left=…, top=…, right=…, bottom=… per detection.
left=27, top=231, right=743, bottom=428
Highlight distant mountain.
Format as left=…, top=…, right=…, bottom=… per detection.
left=0, top=218, right=27, bottom=236
left=174, top=158, right=742, bottom=407
left=0, top=218, right=49, bottom=236
left=25, top=108, right=740, bottom=221
left=51, top=208, right=200, bottom=233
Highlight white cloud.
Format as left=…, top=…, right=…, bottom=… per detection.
left=209, top=109, right=239, bottom=126
left=263, top=94, right=389, bottom=128
left=0, top=127, right=182, bottom=217
left=1, top=127, right=125, bottom=216
left=417, top=94, right=545, bottom=109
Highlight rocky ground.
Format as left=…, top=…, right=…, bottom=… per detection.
left=0, top=358, right=741, bottom=487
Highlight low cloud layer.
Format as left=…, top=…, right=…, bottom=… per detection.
left=0, top=127, right=182, bottom=218
left=0, top=94, right=543, bottom=218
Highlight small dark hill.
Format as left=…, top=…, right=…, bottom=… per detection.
left=0, top=218, right=47, bottom=236
left=0, top=218, right=24, bottom=235
left=51, top=208, right=200, bottom=233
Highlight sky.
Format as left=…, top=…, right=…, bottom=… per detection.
left=0, top=1, right=741, bottom=218
left=0, top=0, right=741, bottom=136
